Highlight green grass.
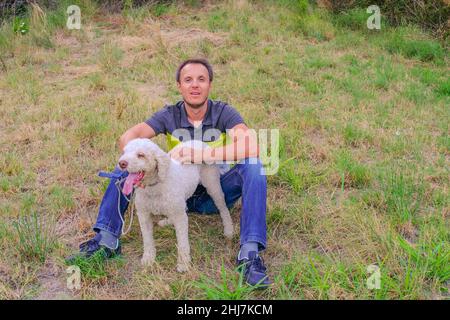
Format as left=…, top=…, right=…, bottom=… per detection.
left=277, top=253, right=386, bottom=299
left=296, top=9, right=335, bottom=41
left=67, top=250, right=125, bottom=282
left=48, top=185, right=75, bottom=215
left=381, top=27, right=446, bottom=63
left=0, top=0, right=448, bottom=300
left=152, top=4, right=171, bottom=17
left=343, top=123, right=373, bottom=147
left=381, top=172, right=424, bottom=224
left=193, top=263, right=263, bottom=299
left=99, top=41, right=124, bottom=73
left=12, top=212, right=58, bottom=263
left=335, top=151, right=372, bottom=189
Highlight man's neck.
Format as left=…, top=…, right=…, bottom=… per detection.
left=184, top=99, right=209, bottom=123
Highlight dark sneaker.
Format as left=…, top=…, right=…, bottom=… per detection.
left=65, top=233, right=121, bottom=264
left=237, top=251, right=271, bottom=289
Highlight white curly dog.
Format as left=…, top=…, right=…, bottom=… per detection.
left=118, top=138, right=233, bottom=272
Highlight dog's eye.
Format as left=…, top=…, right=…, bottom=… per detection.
left=137, top=152, right=145, bottom=159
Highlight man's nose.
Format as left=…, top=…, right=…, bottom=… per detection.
left=119, top=160, right=128, bottom=170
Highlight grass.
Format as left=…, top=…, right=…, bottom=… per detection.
left=12, top=212, right=58, bottom=264
left=67, top=250, right=126, bottom=282
left=193, top=263, right=262, bottom=299
left=0, top=0, right=448, bottom=299
left=381, top=172, right=424, bottom=224
left=382, top=27, right=446, bottom=63
left=335, top=150, right=372, bottom=189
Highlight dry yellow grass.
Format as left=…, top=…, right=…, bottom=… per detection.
left=0, top=0, right=448, bottom=299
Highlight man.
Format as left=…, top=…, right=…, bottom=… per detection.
left=69, top=58, right=270, bottom=287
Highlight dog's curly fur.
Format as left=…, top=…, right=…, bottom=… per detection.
left=118, top=138, right=233, bottom=272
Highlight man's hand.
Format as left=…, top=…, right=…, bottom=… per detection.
left=168, top=123, right=258, bottom=164
left=168, top=146, right=206, bottom=164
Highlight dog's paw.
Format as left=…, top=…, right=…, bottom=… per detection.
left=224, top=225, right=234, bottom=239
left=141, top=254, right=155, bottom=267
left=176, top=255, right=191, bottom=273
left=176, top=263, right=190, bottom=273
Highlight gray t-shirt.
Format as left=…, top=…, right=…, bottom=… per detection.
left=145, top=99, right=245, bottom=143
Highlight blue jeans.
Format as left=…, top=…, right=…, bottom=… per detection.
left=93, top=158, right=267, bottom=250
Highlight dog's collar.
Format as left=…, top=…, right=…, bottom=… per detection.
left=140, top=179, right=159, bottom=188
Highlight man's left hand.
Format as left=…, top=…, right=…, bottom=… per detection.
left=168, top=146, right=206, bottom=164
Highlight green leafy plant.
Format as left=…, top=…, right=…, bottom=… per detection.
left=13, top=17, right=29, bottom=35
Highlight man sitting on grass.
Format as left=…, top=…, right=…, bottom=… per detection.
left=68, top=58, right=270, bottom=288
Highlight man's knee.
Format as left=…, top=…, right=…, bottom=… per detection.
left=237, top=157, right=266, bottom=181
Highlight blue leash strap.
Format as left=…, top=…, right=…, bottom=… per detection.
left=98, top=171, right=124, bottom=179
left=98, top=170, right=134, bottom=235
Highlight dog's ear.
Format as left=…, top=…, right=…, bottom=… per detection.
left=155, top=151, right=170, bottom=182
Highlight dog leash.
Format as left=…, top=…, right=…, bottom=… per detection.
left=98, top=171, right=135, bottom=236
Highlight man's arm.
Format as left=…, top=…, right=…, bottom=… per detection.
left=118, top=122, right=156, bottom=153
left=206, top=123, right=258, bottom=162
left=169, top=123, right=259, bottom=163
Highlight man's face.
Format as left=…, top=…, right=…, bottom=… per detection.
left=177, top=63, right=211, bottom=108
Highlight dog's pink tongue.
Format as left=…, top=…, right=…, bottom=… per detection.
left=123, top=173, right=139, bottom=196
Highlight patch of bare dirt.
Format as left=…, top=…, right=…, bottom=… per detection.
left=65, top=64, right=101, bottom=78
left=117, top=35, right=150, bottom=51
left=112, top=24, right=228, bottom=68
left=54, top=31, right=81, bottom=48
left=306, top=129, right=330, bottom=164
left=135, top=83, right=167, bottom=103
left=161, top=27, right=228, bottom=47
left=35, top=259, right=75, bottom=300
left=92, top=14, right=127, bottom=32
left=116, top=23, right=228, bottom=49
left=397, top=221, right=419, bottom=244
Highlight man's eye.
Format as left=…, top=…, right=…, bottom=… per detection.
left=137, top=153, right=145, bottom=158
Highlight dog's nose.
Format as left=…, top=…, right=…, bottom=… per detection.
left=119, top=160, right=128, bottom=169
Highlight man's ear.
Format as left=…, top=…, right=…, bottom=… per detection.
left=155, top=151, right=171, bottom=182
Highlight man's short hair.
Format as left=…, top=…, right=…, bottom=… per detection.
left=176, top=58, right=213, bottom=83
